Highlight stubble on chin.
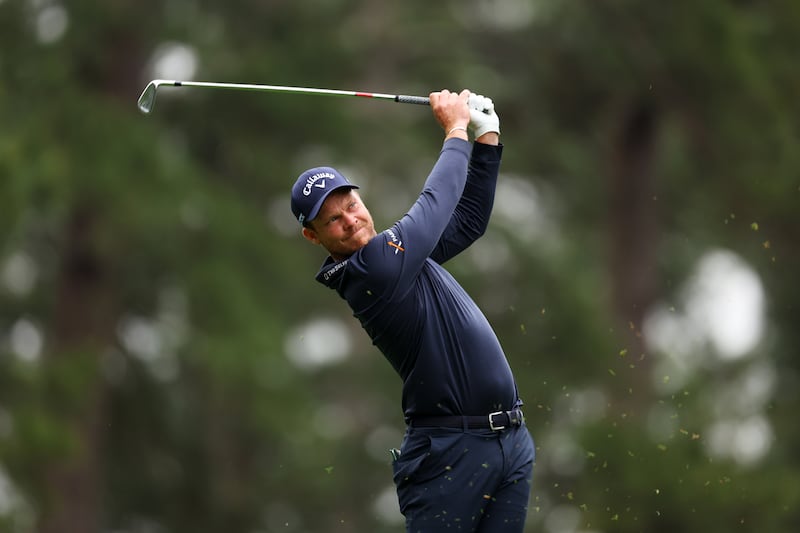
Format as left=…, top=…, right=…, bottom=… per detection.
left=346, top=225, right=376, bottom=252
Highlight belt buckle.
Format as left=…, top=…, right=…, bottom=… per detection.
left=488, top=411, right=506, bottom=431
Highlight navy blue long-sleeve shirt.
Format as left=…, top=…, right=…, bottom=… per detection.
left=315, top=138, right=518, bottom=420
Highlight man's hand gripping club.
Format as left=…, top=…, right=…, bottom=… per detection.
left=430, top=89, right=472, bottom=141
left=429, top=89, right=500, bottom=146
left=467, top=93, right=500, bottom=143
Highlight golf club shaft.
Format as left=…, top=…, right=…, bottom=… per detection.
left=138, top=79, right=430, bottom=114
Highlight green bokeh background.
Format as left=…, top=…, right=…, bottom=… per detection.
left=1, top=1, right=798, bottom=531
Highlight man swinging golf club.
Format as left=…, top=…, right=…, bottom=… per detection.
left=291, top=89, right=535, bottom=532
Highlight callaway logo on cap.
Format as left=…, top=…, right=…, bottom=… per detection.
left=290, top=166, right=359, bottom=225
left=302, top=172, right=335, bottom=196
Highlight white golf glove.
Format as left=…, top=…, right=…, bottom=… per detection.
left=467, top=93, right=500, bottom=138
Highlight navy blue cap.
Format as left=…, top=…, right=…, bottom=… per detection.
left=291, top=166, right=359, bottom=225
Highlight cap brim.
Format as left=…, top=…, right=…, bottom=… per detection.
left=305, top=184, right=360, bottom=223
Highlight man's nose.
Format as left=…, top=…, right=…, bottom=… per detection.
left=342, top=212, right=357, bottom=227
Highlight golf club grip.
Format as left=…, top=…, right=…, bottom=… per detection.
left=395, top=94, right=430, bottom=106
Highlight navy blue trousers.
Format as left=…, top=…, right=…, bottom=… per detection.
left=392, top=423, right=535, bottom=532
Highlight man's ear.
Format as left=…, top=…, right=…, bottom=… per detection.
left=302, top=226, right=320, bottom=245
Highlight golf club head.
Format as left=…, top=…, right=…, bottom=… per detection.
left=137, top=80, right=159, bottom=114
left=137, top=80, right=176, bottom=114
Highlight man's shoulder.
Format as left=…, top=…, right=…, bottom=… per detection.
left=357, top=226, right=406, bottom=266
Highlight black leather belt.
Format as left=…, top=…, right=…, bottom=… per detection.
left=409, top=408, right=524, bottom=431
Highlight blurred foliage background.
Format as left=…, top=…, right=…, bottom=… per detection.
left=1, top=0, right=799, bottom=531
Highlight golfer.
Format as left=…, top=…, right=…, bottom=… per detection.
left=291, top=89, right=535, bottom=532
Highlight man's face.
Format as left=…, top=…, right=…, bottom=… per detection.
left=302, top=189, right=377, bottom=260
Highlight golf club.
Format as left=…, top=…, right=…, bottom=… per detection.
left=137, top=79, right=431, bottom=114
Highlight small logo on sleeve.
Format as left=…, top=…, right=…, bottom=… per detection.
left=385, top=229, right=405, bottom=254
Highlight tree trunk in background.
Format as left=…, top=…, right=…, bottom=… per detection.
left=39, top=207, right=113, bottom=533
left=607, top=101, right=660, bottom=413
left=36, top=18, right=144, bottom=531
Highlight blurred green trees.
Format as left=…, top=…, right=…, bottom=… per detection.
left=1, top=0, right=798, bottom=531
